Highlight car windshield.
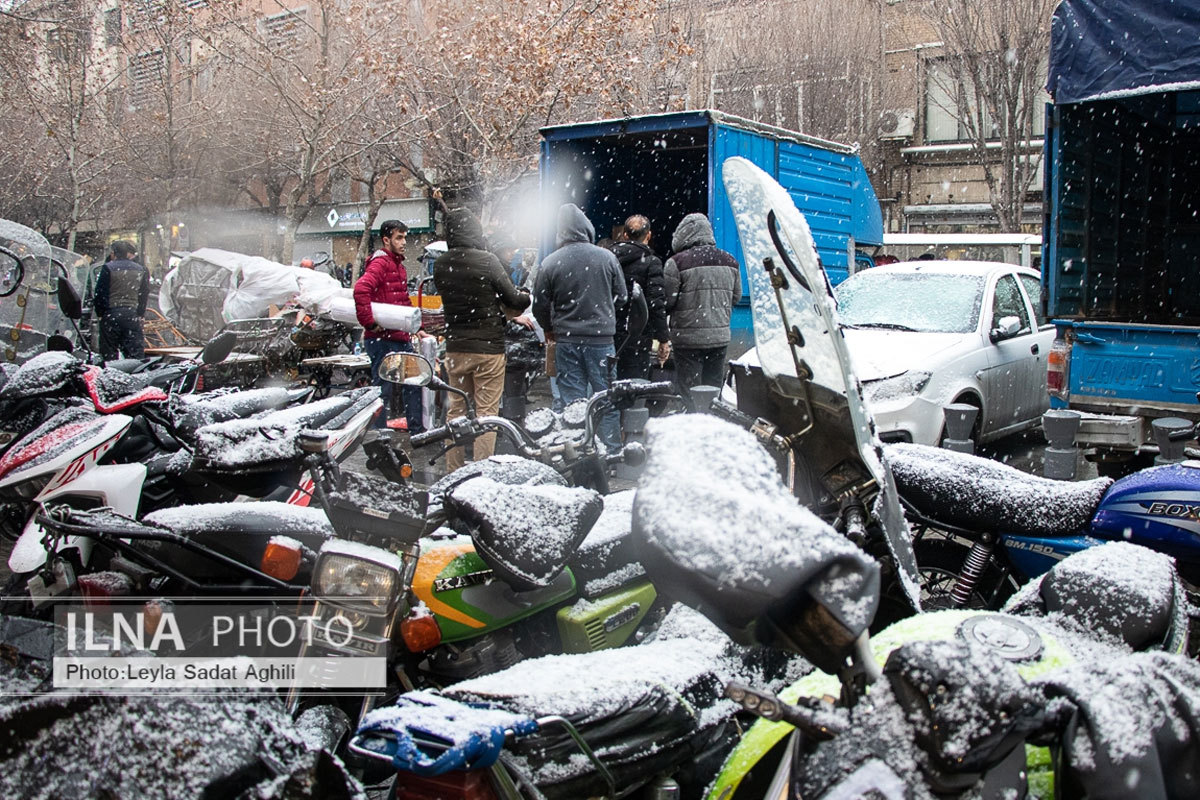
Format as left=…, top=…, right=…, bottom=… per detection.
left=836, top=272, right=985, bottom=334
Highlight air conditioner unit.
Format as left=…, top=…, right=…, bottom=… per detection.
left=878, top=109, right=916, bottom=140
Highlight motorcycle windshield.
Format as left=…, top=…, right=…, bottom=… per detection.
left=0, top=220, right=60, bottom=363
left=722, top=156, right=921, bottom=610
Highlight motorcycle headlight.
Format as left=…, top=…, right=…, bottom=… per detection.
left=863, top=371, right=932, bottom=405
left=312, top=552, right=400, bottom=615
left=6, top=472, right=54, bottom=501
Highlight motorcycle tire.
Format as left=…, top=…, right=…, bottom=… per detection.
left=913, top=536, right=1019, bottom=611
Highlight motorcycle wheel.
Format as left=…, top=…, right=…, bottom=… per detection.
left=914, top=536, right=1019, bottom=611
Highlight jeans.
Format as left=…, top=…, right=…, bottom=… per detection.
left=555, top=340, right=620, bottom=450
left=365, top=338, right=423, bottom=431
left=674, top=345, right=728, bottom=394
left=100, top=308, right=145, bottom=360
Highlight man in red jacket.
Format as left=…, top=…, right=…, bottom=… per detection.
left=354, top=219, right=424, bottom=431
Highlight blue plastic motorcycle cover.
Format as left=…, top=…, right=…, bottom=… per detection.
left=1049, top=0, right=1200, bottom=104
left=354, top=691, right=538, bottom=776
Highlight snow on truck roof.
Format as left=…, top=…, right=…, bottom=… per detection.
left=540, top=109, right=858, bottom=155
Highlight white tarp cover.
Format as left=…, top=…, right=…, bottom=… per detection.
left=160, top=248, right=419, bottom=339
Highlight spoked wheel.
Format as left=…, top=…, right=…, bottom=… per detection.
left=914, top=536, right=1019, bottom=611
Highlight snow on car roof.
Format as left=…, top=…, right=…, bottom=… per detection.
left=863, top=260, right=1038, bottom=277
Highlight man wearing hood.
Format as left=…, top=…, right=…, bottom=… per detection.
left=533, top=203, right=627, bottom=449
left=609, top=215, right=671, bottom=380
left=434, top=207, right=532, bottom=471
left=662, top=212, right=742, bottom=391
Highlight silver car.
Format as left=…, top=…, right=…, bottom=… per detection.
left=836, top=260, right=1054, bottom=445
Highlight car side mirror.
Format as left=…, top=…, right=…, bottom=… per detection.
left=380, top=352, right=434, bottom=386
left=989, top=315, right=1021, bottom=343
left=56, top=276, right=83, bottom=320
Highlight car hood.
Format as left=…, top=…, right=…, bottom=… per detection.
left=842, top=328, right=974, bottom=381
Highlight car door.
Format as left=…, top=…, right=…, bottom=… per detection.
left=1017, top=271, right=1056, bottom=420
left=981, top=272, right=1039, bottom=434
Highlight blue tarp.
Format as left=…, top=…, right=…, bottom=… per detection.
left=1048, top=0, right=1200, bottom=105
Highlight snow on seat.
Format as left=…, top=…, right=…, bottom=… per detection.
left=885, top=442, right=1112, bottom=537
left=443, top=476, right=602, bottom=591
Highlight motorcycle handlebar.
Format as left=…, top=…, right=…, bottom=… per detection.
left=709, top=397, right=757, bottom=430
left=410, top=426, right=452, bottom=448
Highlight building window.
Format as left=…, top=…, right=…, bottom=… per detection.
left=260, top=8, right=307, bottom=49
left=104, top=8, right=122, bottom=46
left=926, top=58, right=1049, bottom=143
left=129, top=49, right=166, bottom=109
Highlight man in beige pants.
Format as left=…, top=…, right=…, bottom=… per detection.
left=434, top=208, right=531, bottom=471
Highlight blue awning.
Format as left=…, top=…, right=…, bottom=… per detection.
left=1049, top=0, right=1200, bottom=105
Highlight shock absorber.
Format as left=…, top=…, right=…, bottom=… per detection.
left=950, top=536, right=995, bottom=608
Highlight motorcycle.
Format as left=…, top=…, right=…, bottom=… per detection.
left=886, top=439, right=1200, bottom=615
left=338, top=156, right=1200, bottom=799
left=339, top=411, right=1195, bottom=800
left=4, top=381, right=382, bottom=605
left=282, top=380, right=686, bottom=732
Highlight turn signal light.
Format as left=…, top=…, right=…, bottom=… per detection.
left=1047, top=338, right=1071, bottom=400
left=401, top=463, right=413, bottom=479
left=77, top=571, right=133, bottom=607
left=401, top=612, right=442, bottom=653
left=262, top=541, right=303, bottom=581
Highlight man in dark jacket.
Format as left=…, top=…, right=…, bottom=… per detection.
left=354, top=219, right=422, bottom=431
left=662, top=213, right=742, bottom=391
left=435, top=208, right=531, bottom=471
left=533, top=203, right=627, bottom=449
left=94, top=240, right=150, bottom=360
left=609, top=215, right=671, bottom=380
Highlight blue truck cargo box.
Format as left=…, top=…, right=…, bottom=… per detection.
left=1044, top=0, right=1200, bottom=465
left=538, top=110, right=882, bottom=352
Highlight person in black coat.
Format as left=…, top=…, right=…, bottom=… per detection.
left=609, top=215, right=671, bottom=380
left=94, top=240, right=150, bottom=360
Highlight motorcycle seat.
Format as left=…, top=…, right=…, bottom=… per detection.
left=886, top=443, right=1113, bottom=538
left=191, top=387, right=380, bottom=471
left=173, top=387, right=294, bottom=437
left=442, top=476, right=603, bottom=591
left=1005, top=541, right=1186, bottom=652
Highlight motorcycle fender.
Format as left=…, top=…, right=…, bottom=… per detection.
left=328, top=400, right=383, bottom=461
left=8, top=463, right=147, bottom=573
left=0, top=414, right=132, bottom=493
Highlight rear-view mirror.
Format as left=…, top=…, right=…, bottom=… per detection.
left=56, top=276, right=82, bottom=320
left=380, top=352, right=434, bottom=386
left=203, top=331, right=238, bottom=364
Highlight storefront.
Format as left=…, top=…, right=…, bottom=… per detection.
left=293, top=198, right=436, bottom=275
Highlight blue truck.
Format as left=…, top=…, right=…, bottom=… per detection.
left=538, top=110, right=883, bottom=353
left=1043, top=0, right=1200, bottom=472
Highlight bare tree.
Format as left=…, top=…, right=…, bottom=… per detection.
left=106, top=0, right=236, bottom=248
left=921, top=0, right=1054, bottom=231
left=209, top=0, right=423, bottom=263
left=696, top=0, right=885, bottom=158
left=0, top=0, right=123, bottom=247
left=403, top=0, right=689, bottom=221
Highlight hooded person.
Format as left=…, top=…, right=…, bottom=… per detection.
left=609, top=214, right=671, bottom=380
left=434, top=208, right=532, bottom=471
left=532, top=203, right=627, bottom=450
left=662, top=212, right=742, bottom=391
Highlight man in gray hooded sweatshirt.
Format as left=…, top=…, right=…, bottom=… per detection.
left=662, top=212, right=742, bottom=391
left=533, top=203, right=627, bottom=449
